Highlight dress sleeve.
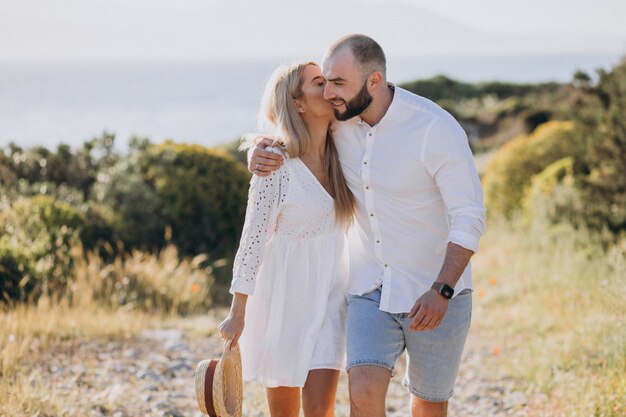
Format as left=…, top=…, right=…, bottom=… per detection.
left=230, top=154, right=289, bottom=295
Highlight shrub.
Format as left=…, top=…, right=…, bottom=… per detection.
left=482, top=121, right=583, bottom=218
left=0, top=195, right=86, bottom=298
left=140, top=141, right=250, bottom=260
left=92, top=155, right=164, bottom=251
left=0, top=244, right=35, bottom=303
left=0, top=133, right=119, bottom=199
left=521, top=157, right=584, bottom=227
left=573, top=59, right=626, bottom=235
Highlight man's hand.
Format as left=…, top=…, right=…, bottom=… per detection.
left=248, top=138, right=284, bottom=176
left=407, top=289, right=449, bottom=331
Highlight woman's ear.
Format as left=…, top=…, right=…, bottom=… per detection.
left=293, top=99, right=306, bottom=114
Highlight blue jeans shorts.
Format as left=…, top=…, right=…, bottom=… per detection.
left=346, top=287, right=472, bottom=402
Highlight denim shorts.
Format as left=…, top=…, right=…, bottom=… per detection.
left=346, top=287, right=472, bottom=402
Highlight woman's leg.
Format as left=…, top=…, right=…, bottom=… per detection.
left=302, top=369, right=340, bottom=417
left=266, top=386, right=300, bottom=417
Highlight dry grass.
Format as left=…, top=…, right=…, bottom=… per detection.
left=0, top=243, right=216, bottom=417
left=471, top=219, right=626, bottom=417
left=1, top=219, right=624, bottom=416
left=0, top=299, right=155, bottom=416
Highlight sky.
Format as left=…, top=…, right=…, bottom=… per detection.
left=1, top=0, right=625, bottom=61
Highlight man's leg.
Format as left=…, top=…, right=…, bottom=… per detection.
left=346, top=288, right=405, bottom=417
left=411, top=397, right=448, bottom=417
left=348, top=365, right=391, bottom=417
left=402, top=290, right=473, bottom=417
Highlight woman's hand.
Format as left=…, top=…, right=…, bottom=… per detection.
left=218, top=314, right=245, bottom=348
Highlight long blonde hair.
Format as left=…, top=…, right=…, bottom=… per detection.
left=250, top=61, right=355, bottom=226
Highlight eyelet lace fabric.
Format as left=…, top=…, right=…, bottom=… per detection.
left=230, top=148, right=348, bottom=388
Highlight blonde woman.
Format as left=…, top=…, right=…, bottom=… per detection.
left=218, top=62, right=355, bottom=417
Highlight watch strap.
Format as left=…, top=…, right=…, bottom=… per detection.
left=431, top=282, right=454, bottom=299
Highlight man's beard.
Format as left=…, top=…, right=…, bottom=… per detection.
left=334, top=80, right=373, bottom=121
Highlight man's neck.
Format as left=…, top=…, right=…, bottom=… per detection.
left=359, top=84, right=394, bottom=127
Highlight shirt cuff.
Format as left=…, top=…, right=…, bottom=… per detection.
left=229, top=279, right=256, bottom=296
left=447, top=230, right=480, bottom=253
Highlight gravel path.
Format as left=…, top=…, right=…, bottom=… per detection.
left=17, top=317, right=530, bottom=417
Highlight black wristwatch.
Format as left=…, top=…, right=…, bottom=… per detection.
left=431, top=282, right=454, bottom=300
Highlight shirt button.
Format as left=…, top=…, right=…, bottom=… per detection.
left=368, top=133, right=372, bottom=136
left=370, top=213, right=374, bottom=217
left=363, top=161, right=367, bottom=165
left=365, top=186, right=370, bottom=190
left=384, top=264, right=389, bottom=268
left=376, top=240, right=380, bottom=243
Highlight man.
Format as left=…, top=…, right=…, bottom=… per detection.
left=249, top=34, right=486, bottom=417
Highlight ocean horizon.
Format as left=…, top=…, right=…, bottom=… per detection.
left=0, top=53, right=621, bottom=151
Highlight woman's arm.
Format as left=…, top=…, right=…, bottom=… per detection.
left=230, top=150, right=288, bottom=295
left=218, top=292, right=248, bottom=347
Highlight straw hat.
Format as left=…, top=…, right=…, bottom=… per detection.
left=195, top=340, right=243, bottom=417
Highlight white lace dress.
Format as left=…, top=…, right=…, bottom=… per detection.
left=230, top=148, right=348, bottom=388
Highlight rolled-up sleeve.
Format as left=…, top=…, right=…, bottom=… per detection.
left=422, top=117, right=487, bottom=252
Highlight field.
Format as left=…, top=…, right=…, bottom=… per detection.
left=1, top=220, right=624, bottom=417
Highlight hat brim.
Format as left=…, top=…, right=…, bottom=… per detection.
left=195, top=341, right=243, bottom=417
left=195, top=358, right=219, bottom=416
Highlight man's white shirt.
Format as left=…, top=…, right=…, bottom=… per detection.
left=333, top=86, right=487, bottom=314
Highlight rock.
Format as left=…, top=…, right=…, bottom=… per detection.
left=106, top=384, right=127, bottom=403
left=161, top=410, right=185, bottom=417
left=140, top=329, right=183, bottom=341
left=147, top=352, right=170, bottom=364
left=154, top=401, right=170, bottom=410
left=68, top=364, right=86, bottom=375
left=167, top=362, right=192, bottom=374
left=140, top=384, right=159, bottom=392
left=123, top=348, right=139, bottom=358
left=136, top=369, right=164, bottom=382
left=164, top=341, right=189, bottom=352
left=89, top=405, right=107, bottom=417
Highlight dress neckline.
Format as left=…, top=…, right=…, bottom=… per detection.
left=294, top=157, right=335, bottom=202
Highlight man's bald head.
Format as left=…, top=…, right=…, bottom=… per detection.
left=326, top=34, right=386, bottom=79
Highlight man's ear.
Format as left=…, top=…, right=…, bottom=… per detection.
left=369, top=71, right=383, bottom=90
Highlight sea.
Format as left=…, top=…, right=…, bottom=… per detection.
left=0, top=54, right=621, bottom=151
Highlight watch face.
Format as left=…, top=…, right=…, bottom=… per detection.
left=443, top=288, right=453, bottom=298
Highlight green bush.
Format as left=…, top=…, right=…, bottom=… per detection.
left=483, top=121, right=583, bottom=218
left=521, top=157, right=584, bottom=227
left=0, top=243, right=35, bottom=303
left=0, top=195, right=86, bottom=298
left=140, top=141, right=250, bottom=261
left=573, top=59, right=626, bottom=235
left=0, top=133, right=120, bottom=199
left=92, top=155, right=164, bottom=251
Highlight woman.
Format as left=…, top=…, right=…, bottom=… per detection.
left=218, top=62, right=355, bottom=417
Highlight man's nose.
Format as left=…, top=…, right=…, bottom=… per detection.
left=323, top=84, right=334, bottom=101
